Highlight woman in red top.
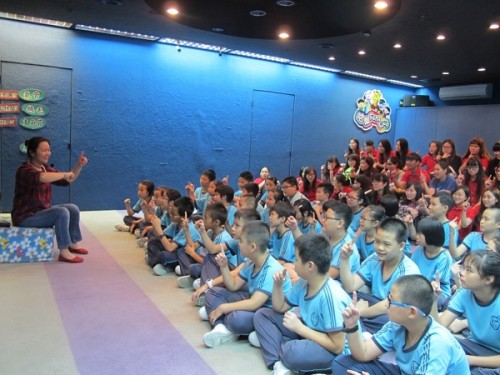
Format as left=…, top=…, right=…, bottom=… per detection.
left=300, top=166, right=323, bottom=201
left=460, top=137, right=491, bottom=173
left=421, top=140, right=441, bottom=174
left=461, top=157, right=487, bottom=206
left=12, top=137, right=89, bottom=263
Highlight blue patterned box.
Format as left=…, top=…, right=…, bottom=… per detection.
left=0, top=227, right=55, bottom=263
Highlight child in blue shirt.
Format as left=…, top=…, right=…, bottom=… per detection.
left=448, top=207, right=500, bottom=259
left=268, top=201, right=296, bottom=264
left=428, top=191, right=459, bottom=250
left=203, top=221, right=292, bottom=348
left=411, top=217, right=453, bottom=310
left=115, top=179, right=154, bottom=232
left=434, top=250, right=500, bottom=374
left=332, top=275, right=470, bottom=375
left=176, top=202, right=234, bottom=289
left=147, top=196, right=201, bottom=276
left=292, top=199, right=322, bottom=234
left=340, top=217, right=420, bottom=334
left=253, top=233, right=353, bottom=374
left=212, top=184, right=237, bottom=227
left=355, top=205, right=385, bottom=262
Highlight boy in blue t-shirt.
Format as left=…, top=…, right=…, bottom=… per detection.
left=268, top=201, right=296, bottom=264
left=212, top=184, right=237, bottom=227
left=253, top=233, right=353, bottom=374
left=428, top=191, right=458, bottom=250
left=332, top=275, right=470, bottom=375
left=203, top=221, right=292, bottom=348
left=340, top=217, right=420, bottom=334
left=147, top=196, right=201, bottom=276
left=176, top=202, right=234, bottom=289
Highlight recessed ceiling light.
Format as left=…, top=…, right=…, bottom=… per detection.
left=478, top=67, right=486, bottom=72
left=374, top=1, right=388, bottom=10
left=278, top=32, right=290, bottom=39
left=166, top=8, right=179, bottom=15
left=436, top=34, right=446, bottom=40
left=393, top=43, right=402, bottom=48
left=442, top=71, right=450, bottom=75
left=276, top=0, right=295, bottom=6
left=489, top=23, right=499, bottom=30
left=250, top=10, right=266, bottom=17
left=358, top=50, right=366, bottom=55
left=328, top=56, right=335, bottom=61
left=411, top=75, right=418, bottom=79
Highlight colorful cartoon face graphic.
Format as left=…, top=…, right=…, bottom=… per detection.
left=353, top=89, right=391, bottom=133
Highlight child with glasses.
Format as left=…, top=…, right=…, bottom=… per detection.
left=332, top=275, right=470, bottom=375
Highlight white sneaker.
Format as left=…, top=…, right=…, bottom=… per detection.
left=192, top=278, right=201, bottom=289
left=115, top=223, right=130, bottom=232
left=153, top=264, right=169, bottom=276
left=199, top=306, right=209, bottom=321
left=273, top=360, right=293, bottom=375
left=177, top=275, right=194, bottom=288
left=175, top=265, right=182, bottom=276
left=137, top=237, right=148, bottom=247
left=248, top=331, right=261, bottom=348
left=134, top=229, right=141, bottom=238
left=203, top=324, right=239, bottom=348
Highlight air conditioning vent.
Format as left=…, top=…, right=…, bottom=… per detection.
left=439, top=84, right=493, bottom=101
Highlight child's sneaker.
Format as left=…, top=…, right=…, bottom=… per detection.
left=195, top=293, right=206, bottom=307
left=115, top=223, right=130, bottom=232
left=248, top=331, right=261, bottom=348
left=153, top=264, right=169, bottom=276
left=175, top=265, right=182, bottom=276
left=273, top=361, right=293, bottom=375
left=192, top=278, right=201, bottom=289
left=199, top=306, right=209, bottom=321
left=137, top=237, right=148, bottom=247
left=177, top=275, right=194, bottom=289
left=203, top=324, right=239, bottom=348
left=134, top=228, right=141, bottom=238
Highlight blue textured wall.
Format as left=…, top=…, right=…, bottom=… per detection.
left=0, top=19, right=417, bottom=210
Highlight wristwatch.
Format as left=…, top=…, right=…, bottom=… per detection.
left=342, top=323, right=359, bottom=334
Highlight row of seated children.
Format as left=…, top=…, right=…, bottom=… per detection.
left=114, top=170, right=500, bottom=374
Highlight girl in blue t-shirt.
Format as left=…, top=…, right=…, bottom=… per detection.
left=292, top=199, right=322, bottom=235
left=435, top=250, right=500, bottom=374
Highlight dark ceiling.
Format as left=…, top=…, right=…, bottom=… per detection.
left=0, top=0, right=499, bottom=88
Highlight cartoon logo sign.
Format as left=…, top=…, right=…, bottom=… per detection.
left=353, top=89, right=391, bottom=133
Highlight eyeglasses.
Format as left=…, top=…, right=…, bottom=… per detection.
left=387, top=293, right=427, bottom=316
left=282, top=185, right=293, bottom=189
left=360, top=216, right=375, bottom=222
left=467, top=165, right=479, bottom=169
left=320, top=212, right=342, bottom=221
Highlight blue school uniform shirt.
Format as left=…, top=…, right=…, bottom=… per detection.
left=160, top=210, right=171, bottom=228
left=226, top=205, right=237, bottom=227
left=132, top=198, right=143, bottom=213
left=198, top=229, right=236, bottom=266
left=194, top=187, right=209, bottom=200
left=260, top=207, right=270, bottom=225
left=356, top=232, right=375, bottom=262
left=269, top=229, right=295, bottom=263
left=461, top=231, right=489, bottom=252
left=226, top=238, right=243, bottom=264
left=285, top=278, right=352, bottom=354
left=330, top=234, right=360, bottom=277
left=411, top=246, right=453, bottom=298
left=442, top=221, right=459, bottom=249
left=349, top=208, right=364, bottom=235
left=239, top=254, right=292, bottom=308
left=164, top=221, right=202, bottom=253
left=195, top=195, right=211, bottom=215
left=447, top=288, right=500, bottom=353
left=357, top=253, right=420, bottom=300
left=373, top=319, right=470, bottom=375
left=430, top=176, right=457, bottom=193
left=297, top=220, right=322, bottom=235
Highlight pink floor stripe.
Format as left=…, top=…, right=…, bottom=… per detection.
left=44, top=223, right=215, bottom=375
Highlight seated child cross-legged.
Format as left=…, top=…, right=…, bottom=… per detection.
left=253, top=233, right=353, bottom=374
left=203, top=221, right=292, bottom=348
left=176, top=202, right=235, bottom=289
left=339, top=217, right=421, bottom=334
left=332, top=275, right=470, bottom=375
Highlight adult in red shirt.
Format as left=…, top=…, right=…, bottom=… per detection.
left=12, top=137, right=89, bottom=263
left=401, top=152, right=430, bottom=186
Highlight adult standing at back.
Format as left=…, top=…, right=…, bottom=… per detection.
left=12, top=136, right=89, bottom=263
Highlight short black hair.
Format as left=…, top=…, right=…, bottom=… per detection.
left=234, top=208, right=261, bottom=222
left=241, top=221, right=270, bottom=253
left=140, top=180, right=155, bottom=197
left=406, top=152, right=422, bottom=162
left=270, top=201, right=294, bottom=218
left=379, top=193, right=399, bottom=217
left=317, top=182, right=334, bottom=197
left=434, top=191, right=454, bottom=213
left=417, top=217, right=445, bottom=247
left=166, top=188, right=182, bottom=202
left=202, top=169, right=216, bottom=181
left=378, top=217, right=407, bottom=244
left=215, top=184, right=234, bottom=203
left=393, top=275, right=434, bottom=316
left=205, top=202, right=228, bottom=225
left=295, top=233, right=332, bottom=274
left=282, top=176, right=299, bottom=189
left=239, top=171, right=254, bottom=183
left=242, top=182, right=260, bottom=197
left=322, top=200, right=353, bottom=230
left=174, top=196, right=195, bottom=218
